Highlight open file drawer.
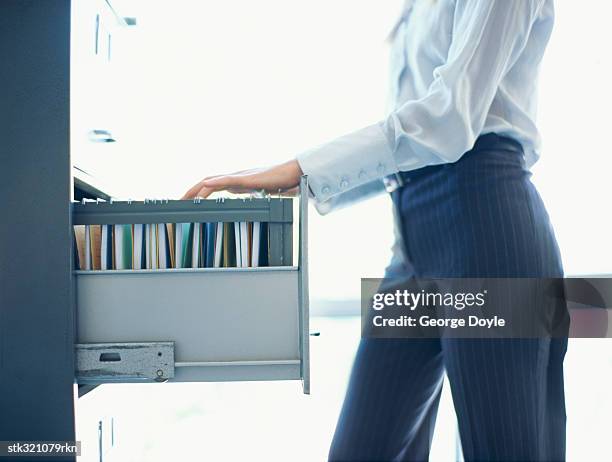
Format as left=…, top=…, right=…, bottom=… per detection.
left=73, top=177, right=310, bottom=393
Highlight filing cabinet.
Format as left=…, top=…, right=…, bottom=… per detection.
left=73, top=177, right=311, bottom=394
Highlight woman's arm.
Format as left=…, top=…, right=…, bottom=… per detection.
left=184, top=0, right=545, bottom=204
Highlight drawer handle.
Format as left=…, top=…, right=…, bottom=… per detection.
left=88, top=129, right=116, bottom=143
left=99, top=352, right=121, bottom=362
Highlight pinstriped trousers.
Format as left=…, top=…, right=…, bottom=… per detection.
left=328, top=134, right=568, bottom=462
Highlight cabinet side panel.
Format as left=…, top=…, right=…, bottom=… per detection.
left=0, top=0, right=76, bottom=444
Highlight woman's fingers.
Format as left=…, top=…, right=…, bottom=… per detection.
left=181, top=174, right=225, bottom=199
left=186, top=176, right=251, bottom=199
left=181, top=169, right=264, bottom=199
left=181, top=182, right=205, bottom=200
left=181, top=160, right=303, bottom=200
left=182, top=177, right=211, bottom=199
left=192, top=187, right=214, bottom=199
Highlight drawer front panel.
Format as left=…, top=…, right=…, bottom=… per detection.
left=76, top=269, right=300, bottom=365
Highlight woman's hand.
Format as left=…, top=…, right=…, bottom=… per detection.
left=181, top=159, right=303, bottom=199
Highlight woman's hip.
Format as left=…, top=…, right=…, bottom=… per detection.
left=391, top=134, right=563, bottom=278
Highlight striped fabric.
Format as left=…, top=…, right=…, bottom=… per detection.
left=329, top=134, right=568, bottom=462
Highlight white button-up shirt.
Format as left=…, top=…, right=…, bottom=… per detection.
left=297, top=0, right=554, bottom=213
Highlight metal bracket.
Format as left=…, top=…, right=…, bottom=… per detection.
left=76, top=342, right=175, bottom=384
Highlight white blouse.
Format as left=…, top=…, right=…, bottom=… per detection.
left=297, top=0, right=554, bottom=213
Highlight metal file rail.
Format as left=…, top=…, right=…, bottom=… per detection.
left=72, top=177, right=311, bottom=394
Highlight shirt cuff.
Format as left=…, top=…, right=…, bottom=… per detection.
left=296, top=122, right=398, bottom=205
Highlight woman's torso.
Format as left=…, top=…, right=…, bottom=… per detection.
left=387, top=0, right=554, bottom=167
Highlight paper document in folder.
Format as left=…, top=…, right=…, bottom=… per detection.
left=145, top=224, right=151, bottom=269
left=101, top=225, right=113, bottom=270
left=90, top=225, right=101, bottom=270
left=73, top=229, right=81, bottom=270
left=132, top=224, right=145, bottom=270
left=145, top=223, right=158, bottom=269
left=114, top=225, right=123, bottom=269
left=198, top=223, right=206, bottom=268
left=114, top=224, right=133, bottom=270
left=166, top=223, right=175, bottom=268
left=251, top=222, right=261, bottom=267
left=205, top=222, right=216, bottom=268
left=247, top=222, right=253, bottom=266
left=74, top=225, right=87, bottom=270
left=85, top=225, right=91, bottom=269
left=153, top=224, right=159, bottom=269
left=158, top=223, right=170, bottom=269
left=240, top=221, right=249, bottom=267
left=223, top=222, right=236, bottom=267
left=175, top=223, right=185, bottom=268
left=259, top=222, right=269, bottom=266
left=191, top=223, right=201, bottom=268
left=234, top=222, right=242, bottom=267
left=213, top=222, right=223, bottom=268
left=178, top=223, right=193, bottom=268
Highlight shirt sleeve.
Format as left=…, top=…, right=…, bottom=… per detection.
left=297, top=0, right=544, bottom=209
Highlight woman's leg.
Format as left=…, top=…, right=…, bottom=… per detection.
left=436, top=149, right=566, bottom=461
left=329, top=206, right=445, bottom=462
left=442, top=337, right=567, bottom=461
left=328, top=338, right=444, bottom=461
left=396, top=135, right=567, bottom=461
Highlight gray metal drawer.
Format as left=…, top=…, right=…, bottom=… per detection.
left=77, top=267, right=302, bottom=380
left=74, top=178, right=310, bottom=393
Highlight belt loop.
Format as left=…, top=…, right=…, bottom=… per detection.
left=383, top=173, right=405, bottom=193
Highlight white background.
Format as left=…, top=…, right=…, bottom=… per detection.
left=74, top=1, right=612, bottom=460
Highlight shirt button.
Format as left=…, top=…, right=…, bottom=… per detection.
left=358, top=170, right=367, bottom=180
left=340, top=178, right=349, bottom=189
left=321, top=185, right=331, bottom=195
left=377, top=163, right=385, bottom=174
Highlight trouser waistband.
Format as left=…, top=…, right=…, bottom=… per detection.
left=383, top=133, right=524, bottom=193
